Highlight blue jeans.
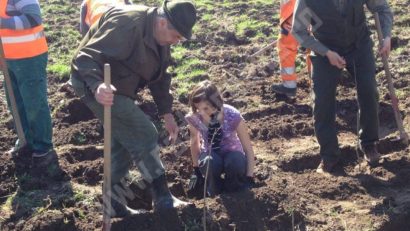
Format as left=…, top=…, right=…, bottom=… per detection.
left=4, top=53, right=53, bottom=153
left=199, top=151, right=247, bottom=196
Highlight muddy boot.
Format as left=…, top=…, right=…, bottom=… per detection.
left=31, top=150, right=67, bottom=180
left=151, top=174, right=190, bottom=212
left=109, top=182, right=148, bottom=218
left=357, top=144, right=381, bottom=166
left=271, top=84, right=297, bottom=97
left=316, top=158, right=339, bottom=174
left=110, top=197, right=147, bottom=218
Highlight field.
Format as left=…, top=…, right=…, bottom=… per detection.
left=1, top=0, right=410, bottom=230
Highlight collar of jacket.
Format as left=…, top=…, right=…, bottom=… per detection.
left=142, top=8, right=170, bottom=61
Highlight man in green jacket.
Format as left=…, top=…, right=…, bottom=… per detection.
left=292, top=0, right=393, bottom=173
left=71, top=0, right=196, bottom=217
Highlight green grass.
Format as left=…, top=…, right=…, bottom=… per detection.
left=1, top=190, right=46, bottom=216
left=169, top=45, right=208, bottom=98
left=73, top=189, right=96, bottom=206
left=47, top=63, right=71, bottom=81
left=42, top=1, right=81, bottom=82
left=235, top=15, right=271, bottom=37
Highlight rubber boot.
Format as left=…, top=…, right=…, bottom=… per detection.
left=271, top=84, right=297, bottom=97
left=110, top=198, right=147, bottom=218
left=151, top=174, right=190, bottom=211
left=357, top=144, right=381, bottom=166
left=109, top=183, right=148, bottom=218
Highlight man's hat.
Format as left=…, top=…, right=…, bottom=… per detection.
left=163, top=0, right=197, bottom=39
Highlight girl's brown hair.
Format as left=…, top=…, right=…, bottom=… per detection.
left=188, top=80, right=223, bottom=113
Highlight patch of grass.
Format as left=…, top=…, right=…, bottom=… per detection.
left=169, top=53, right=208, bottom=98
left=201, top=13, right=214, bottom=22
left=76, top=209, right=86, bottom=220
left=252, top=0, right=274, bottom=5
left=1, top=192, right=17, bottom=214
left=235, top=15, right=271, bottom=37
left=73, top=131, right=87, bottom=144
left=172, top=45, right=189, bottom=62
left=48, top=63, right=71, bottom=81
left=195, top=0, right=215, bottom=10
left=2, top=190, right=47, bottom=217
left=73, top=189, right=95, bottom=206
left=42, top=1, right=81, bottom=81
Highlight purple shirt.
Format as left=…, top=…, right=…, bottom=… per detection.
left=185, top=104, right=244, bottom=154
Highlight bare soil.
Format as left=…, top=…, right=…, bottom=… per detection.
left=1, top=0, right=409, bottom=230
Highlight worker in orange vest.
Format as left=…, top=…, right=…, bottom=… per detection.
left=1, top=0, right=57, bottom=163
left=80, top=0, right=132, bottom=36
left=272, top=0, right=307, bottom=98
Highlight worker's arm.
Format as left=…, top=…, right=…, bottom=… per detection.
left=367, top=0, right=393, bottom=38
left=291, top=0, right=329, bottom=56
left=0, top=0, right=42, bottom=30
left=72, top=10, right=137, bottom=93
left=148, top=72, right=174, bottom=116
left=80, top=1, right=90, bottom=36
left=366, top=0, right=394, bottom=57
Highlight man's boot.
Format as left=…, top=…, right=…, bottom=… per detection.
left=271, top=84, right=297, bottom=97
left=151, top=174, right=190, bottom=211
left=110, top=197, right=147, bottom=218
left=357, top=144, right=381, bottom=166
left=109, top=183, right=148, bottom=218
left=316, top=157, right=339, bottom=174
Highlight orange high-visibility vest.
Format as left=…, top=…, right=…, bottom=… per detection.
left=279, top=0, right=296, bottom=27
left=85, top=0, right=125, bottom=27
left=0, top=0, right=48, bottom=59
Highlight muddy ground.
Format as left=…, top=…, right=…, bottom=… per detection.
left=1, top=0, right=410, bottom=230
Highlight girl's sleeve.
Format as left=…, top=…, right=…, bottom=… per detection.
left=231, top=107, right=244, bottom=130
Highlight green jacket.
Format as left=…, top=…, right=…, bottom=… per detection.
left=71, top=5, right=173, bottom=115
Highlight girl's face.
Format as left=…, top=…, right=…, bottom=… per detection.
left=194, top=101, right=217, bottom=117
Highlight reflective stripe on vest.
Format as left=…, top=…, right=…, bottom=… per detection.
left=0, top=0, right=48, bottom=59
left=279, top=0, right=295, bottom=26
left=2, top=31, right=45, bottom=44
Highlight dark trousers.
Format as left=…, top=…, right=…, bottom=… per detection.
left=199, top=151, right=247, bottom=196
left=71, top=78, right=165, bottom=185
left=4, top=53, right=53, bottom=153
left=310, top=38, right=379, bottom=161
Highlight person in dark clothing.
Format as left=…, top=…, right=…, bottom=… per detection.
left=71, top=0, right=197, bottom=217
left=292, top=0, right=393, bottom=173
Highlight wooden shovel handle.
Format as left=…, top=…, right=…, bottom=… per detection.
left=374, top=13, right=409, bottom=145
left=102, top=64, right=112, bottom=231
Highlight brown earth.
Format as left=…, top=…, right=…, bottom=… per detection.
left=1, top=0, right=410, bottom=230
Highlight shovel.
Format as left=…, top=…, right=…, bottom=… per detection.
left=248, top=40, right=278, bottom=61
left=374, top=12, right=409, bottom=146
left=102, top=64, right=112, bottom=231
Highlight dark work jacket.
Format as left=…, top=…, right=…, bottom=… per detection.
left=306, top=0, right=370, bottom=55
left=71, top=5, right=173, bottom=115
